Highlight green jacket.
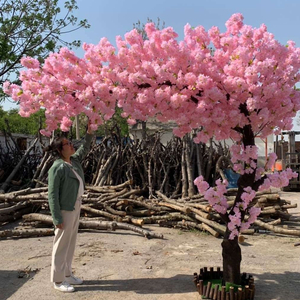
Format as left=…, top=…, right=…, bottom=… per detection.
left=48, top=133, right=93, bottom=225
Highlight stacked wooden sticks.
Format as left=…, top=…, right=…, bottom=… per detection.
left=0, top=180, right=300, bottom=240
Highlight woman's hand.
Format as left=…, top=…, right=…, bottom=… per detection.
left=56, top=223, right=63, bottom=229
left=87, top=119, right=94, bottom=134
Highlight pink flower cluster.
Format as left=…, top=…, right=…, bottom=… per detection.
left=259, top=168, right=298, bottom=191
left=194, top=146, right=298, bottom=239
left=228, top=187, right=260, bottom=240
left=231, top=144, right=258, bottom=174
left=4, top=13, right=300, bottom=138
left=194, top=176, right=229, bottom=214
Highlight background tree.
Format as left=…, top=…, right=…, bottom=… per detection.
left=0, top=0, right=90, bottom=101
left=69, top=108, right=129, bottom=139
left=0, top=107, right=45, bottom=134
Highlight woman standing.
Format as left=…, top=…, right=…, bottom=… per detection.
left=46, top=126, right=94, bottom=293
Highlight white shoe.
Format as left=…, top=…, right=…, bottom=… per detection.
left=65, top=274, right=83, bottom=285
left=54, top=281, right=75, bottom=292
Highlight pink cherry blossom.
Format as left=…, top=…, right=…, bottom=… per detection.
left=4, top=14, right=300, bottom=240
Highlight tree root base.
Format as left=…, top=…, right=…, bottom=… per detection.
left=193, top=266, right=255, bottom=300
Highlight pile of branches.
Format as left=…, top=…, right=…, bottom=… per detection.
left=1, top=180, right=299, bottom=240
left=0, top=132, right=42, bottom=190
left=26, top=131, right=229, bottom=199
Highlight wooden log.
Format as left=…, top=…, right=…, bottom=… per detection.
left=141, top=212, right=194, bottom=224
left=102, top=203, right=126, bottom=217
left=244, top=286, right=249, bottom=299
left=113, top=198, right=164, bottom=212
left=98, top=189, right=143, bottom=203
left=156, top=191, right=212, bottom=212
left=229, top=286, right=235, bottom=300
left=22, top=213, right=53, bottom=225
left=114, top=200, right=129, bottom=207
left=0, top=206, right=33, bottom=223
left=218, top=290, right=221, bottom=300
left=205, top=281, right=212, bottom=298
left=267, top=218, right=281, bottom=226
left=187, top=206, right=211, bottom=219
left=156, top=201, right=191, bottom=215
left=221, top=286, right=226, bottom=300
left=281, top=204, right=297, bottom=210
left=0, top=187, right=48, bottom=201
left=237, top=287, right=243, bottom=300
left=127, top=209, right=152, bottom=217
left=22, top=213, right=163, bottom=239
left=186, top=202, right=212, bottom=212
left=240, top=229, right=255, bottom=235
left=81, top=205, right=123, bottom=222
left=253, top=219, right=300, bottom=236
left=276, top=210, right=291, bottom=220
left=4, top=192, right=48, bottom=202
left=97, top=188, right=128, bottom=202
left=209, top=281, right=214, bottom=299
left=0, top=228, right=54, bottom=238
left=189, top=212, right=226, bottom=235
left=0, top=201, right=28, bottom=214
left=178, top=220, right=220, bottom=238
left=156, top=191, right=210, bottom=218
left=114, top=222, right=163, bottom=239
left=238, top=235, right=245, bottom=243
left=122, top=217, right=144, bottom=226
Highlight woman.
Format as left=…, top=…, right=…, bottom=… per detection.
left=46, top=126, right=94, bottom=293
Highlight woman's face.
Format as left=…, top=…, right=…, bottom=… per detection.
left=60, top=138, right=75, bottom=158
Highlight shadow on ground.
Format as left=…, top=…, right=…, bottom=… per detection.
left=254, top=271, right=300, bottom=300
left=76, top=274, right=195, bottom=294
left=0, top=269, right=37, bottom=299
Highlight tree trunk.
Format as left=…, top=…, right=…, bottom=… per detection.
left=222, top=231, right=242, bottom=285
left=222, top=124, right=255, bottom=285
left=185, top=135, right=195, bottom=197
left=181, top=137, right=188, bottom=197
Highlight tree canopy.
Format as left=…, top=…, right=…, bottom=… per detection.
left=0, top=0, right=89, bottom=100
left=4, top=13, right=300, bottom=284
left=0, top=106, right=45, bottom=134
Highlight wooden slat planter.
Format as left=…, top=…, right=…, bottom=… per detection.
left=193, top=267, right=255, bottom=300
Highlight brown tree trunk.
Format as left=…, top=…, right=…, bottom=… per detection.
left=181, top=137, right=188, bottom=197
left=222, top=124, right=255, bottom=285
left=222, top=230, right=242, bottom=285
left=185, top=135, right=195, bottom=197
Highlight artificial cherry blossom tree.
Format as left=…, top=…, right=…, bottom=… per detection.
left=5, top=13, right=300, bottom=285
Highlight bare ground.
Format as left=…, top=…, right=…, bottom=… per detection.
left=0, top=191, right=300, bottom=300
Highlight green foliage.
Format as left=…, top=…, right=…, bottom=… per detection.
left=65, top=107, right=129, bottom=139
left=0, top=106, right=45, bottom=135
left=0, top=0, right=90, bottom=100
left=96, top=107, right=129, bottom=137
left=133, top=17, right=165, bottom=40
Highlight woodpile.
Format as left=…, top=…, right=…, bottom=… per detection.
left=1, top=131, right=228, bottom=199
left=0, top=180, right=299, bottom=240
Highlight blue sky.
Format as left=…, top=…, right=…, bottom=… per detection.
left=3, top=0, right=300, bottom=128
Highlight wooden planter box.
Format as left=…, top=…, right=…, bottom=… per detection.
left=193, top=267, right=255, bottom=300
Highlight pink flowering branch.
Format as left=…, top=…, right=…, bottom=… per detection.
left=194, top=145, right=298, bottom=240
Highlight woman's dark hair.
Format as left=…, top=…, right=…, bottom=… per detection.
left=44, top=136, right=66, bottom=157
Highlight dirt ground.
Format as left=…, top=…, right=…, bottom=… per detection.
left=1, top=190, right=300, bottom=300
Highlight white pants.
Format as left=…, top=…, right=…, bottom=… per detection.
left=51, top=199, right=81, bottom=283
